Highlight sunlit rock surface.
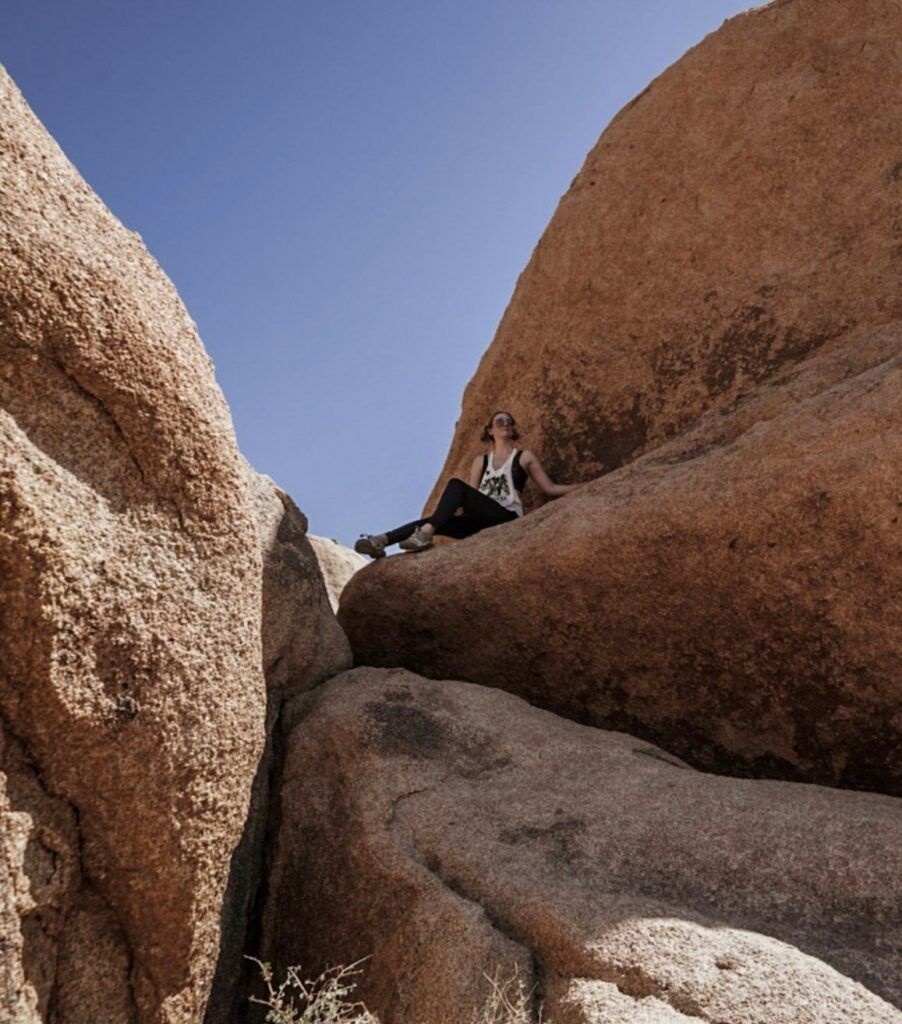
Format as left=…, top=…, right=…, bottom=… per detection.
left=430, top=0, right=902, bottom=501
left=0, top=64, right=346, bottom=1024
left=308, top=534, right=367, bottom=612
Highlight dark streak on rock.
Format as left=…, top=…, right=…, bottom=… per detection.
left=364, top=701, right=447, bottom=759
left=499, top=818, right=587, bottom=869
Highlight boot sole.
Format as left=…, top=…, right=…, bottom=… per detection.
left=354, top=538, right=386, bottom=559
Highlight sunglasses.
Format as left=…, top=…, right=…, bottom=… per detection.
left=492, top=416, right=514, bottom=427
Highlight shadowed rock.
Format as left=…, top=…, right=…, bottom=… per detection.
left=203, top=473, right=352, bottom=1024
left=259, top=668, right=902, bottom=1023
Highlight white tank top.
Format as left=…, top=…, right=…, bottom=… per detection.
left=478, top=448, right=524, bottom=517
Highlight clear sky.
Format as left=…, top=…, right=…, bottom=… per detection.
left=5, top=0, right=752, bottom=545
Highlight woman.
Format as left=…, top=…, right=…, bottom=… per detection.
left=355, top=411, right=578, bottom=557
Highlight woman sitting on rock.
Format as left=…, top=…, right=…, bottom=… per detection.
left=354, top=410, right=578, bottom=557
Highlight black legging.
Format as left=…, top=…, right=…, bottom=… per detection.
left=384, top=477, right=518, bottom=546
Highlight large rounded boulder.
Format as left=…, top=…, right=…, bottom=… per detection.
left=341, top=321, right=902, bottom=794
left=259, top=669, right=902, bottom=1024
left=1, top=66, right=286, bottom=1023
left=341, top=0, right=902, bottom=796
left=429, top=0, right=901, bottom=500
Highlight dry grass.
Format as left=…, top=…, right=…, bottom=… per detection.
left=248, top=959, right=552, bottom=1024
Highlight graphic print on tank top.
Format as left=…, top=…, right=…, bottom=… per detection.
left=479, top=449, right=524, bottom=516
left=481, top=472, right=511, bottom=502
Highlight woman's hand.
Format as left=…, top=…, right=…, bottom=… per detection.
left=520, top=451, right=579, bottom=497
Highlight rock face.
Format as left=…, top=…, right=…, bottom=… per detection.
left=6, top=0, right=902, bottom=1018
left=204, top=474, right=352, bottom=1024
left=250, top=479, right=352, bottom=697
left=428, top=0, right=902, bottom=506
left=340, top=320, right=902, bottom=794
left=342, top=0, right=902, bottom=798
left=308, top=535, right=367, bottom=612
left=259, top=669, right=902, bottom=1024
left=0, top=66, right=271, bottom=1023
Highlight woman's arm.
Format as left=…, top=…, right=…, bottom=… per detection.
left=468, top=454, right=485, bottom=489
left=520, top=450, right=579, bottom=497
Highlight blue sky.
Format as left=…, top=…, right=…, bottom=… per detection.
left=5, top=0, right=752, bottom=545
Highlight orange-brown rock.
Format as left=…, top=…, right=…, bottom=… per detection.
left=340, top=320, right=902, bottom=794
left=0, top=65, right=311, bottom=1024
left=259, top=669, right=902, bottom=1023
left=428, top=0, right=902, bottom=507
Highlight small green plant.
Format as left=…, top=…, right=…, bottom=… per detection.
left=246, top=957, right=378, bottom=1024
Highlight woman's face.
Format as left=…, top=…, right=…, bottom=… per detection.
left=490, top=412, right=515, bottom=439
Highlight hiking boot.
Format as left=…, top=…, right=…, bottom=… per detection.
left=354, top=534, right=386, bottom=559
left=399, top=527, right=434, bottom=553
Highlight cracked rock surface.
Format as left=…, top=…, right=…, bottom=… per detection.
left=203, top=471, right=352, bottom=1024
left=258, top=668, right=902, bottom=1024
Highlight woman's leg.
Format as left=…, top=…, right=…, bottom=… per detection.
left=420, top=477, right=469, bottom=534
left=376, top=480, right=515, bottom=549
left=382, top=518, right=428, bottom=546
left=425, top=478, right=517, bottom=536
left=434, top=513, right=497, bottom=540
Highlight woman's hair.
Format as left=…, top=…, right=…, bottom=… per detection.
left=480, top=410, right=520, bottom=443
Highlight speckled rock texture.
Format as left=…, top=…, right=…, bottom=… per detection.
left=0, top=65, right=266, bottom=1023
left=428, top=0, right=902, bottom=507
left=308, top=534, right=367, bottom=612
left=340, top=319, right=902, bottom=794
left=259, top=669, right=902, bottom=1024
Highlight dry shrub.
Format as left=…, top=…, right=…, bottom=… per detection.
left=246, top=957, right=377, bottom=1024
left=470, top=967, right=551, bottom=1024
left=248, top=958, right=552, bottom=1024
